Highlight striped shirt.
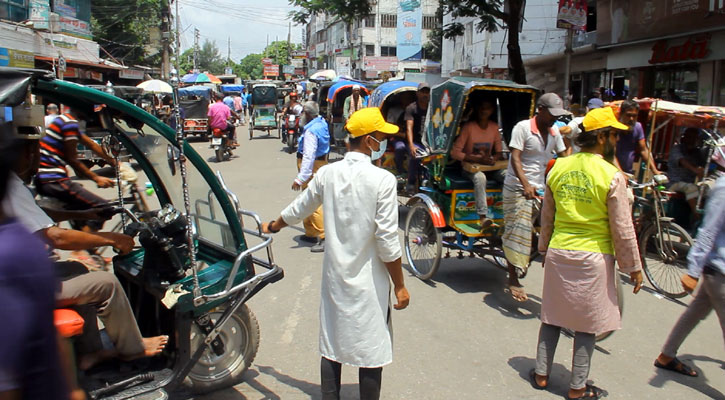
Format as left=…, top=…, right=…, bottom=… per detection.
left=37, top=113, right=80, bottom=183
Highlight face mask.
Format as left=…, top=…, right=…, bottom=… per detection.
left=368, top=137, right=387, bottom=161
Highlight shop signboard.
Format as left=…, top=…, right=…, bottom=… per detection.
left=556, top=0, right=587, bottom=31
left=0, top=48, right=35, bottom=68
left=597, top=0, right=725, bottom=46
left=282, top=65, right=295, bottom=74
left=335, top=56, right=351, bottom=77
left=291, top=50, right=308, bottom=59
left=294, top=68, right=305, bottom=75
left=119, top=69, right=145, bottom=80
left=397, top=0, right=423, bottom=61
left=54, top=0, right=92, bottom=39
left=362, top=56, right=399, bottom=71
left=261, top=58, right=273, bottom=65
left=263, top=64, right=279, bottom=77
left=63, top=66, right=79, bottom=78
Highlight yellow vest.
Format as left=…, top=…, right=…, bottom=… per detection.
left=547, top=152, right=619, bottom=254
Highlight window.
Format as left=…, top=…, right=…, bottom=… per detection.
left=381, top=46, right=396, bottom=57
left=423, top=15, right=438, bottom=30
left=363, top=14, right=375, bottom=27
left=316, top=30, right=327, bottom=43
left=365, top=44, right=375, bottom=56
left=0, top=0, right=28, bottom=22
left=381, top=14, right=396, bottom=28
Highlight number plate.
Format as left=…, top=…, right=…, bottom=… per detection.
left=211, top=138, right=222, bottom=145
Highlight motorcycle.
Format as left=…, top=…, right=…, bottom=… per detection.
left=7, top=68, right=284, bottom=399
left=209, top=127, right=233, bottom=162
left=282, top=113, right=301, bottom=153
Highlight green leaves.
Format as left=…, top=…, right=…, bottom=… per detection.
left=288, top=0, right=372, bottom=24
left=91, top=0, right=165, bottom=65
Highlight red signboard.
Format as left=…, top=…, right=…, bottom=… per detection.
left=261, top=58, right=273, bottom=65
left=649, top=34, right=710, bottom=64
left=263, top=64, right=279, bottom=77
left=557, top=0, right=587, bottom=31
left=363, top=56, right=398, bottom=71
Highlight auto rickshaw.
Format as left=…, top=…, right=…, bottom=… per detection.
left=248, top=82, right=279, bottom=139
left=325, top=80, right=370, bottom=152
left=2, top=67, right=283, bottom=398
left=178, top=85, right=213, bottom=138
left=403, top=77, right=539, bottom=281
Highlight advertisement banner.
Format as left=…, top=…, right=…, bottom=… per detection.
left=597, top=0, right=725, bottom=46
left=0, top=48, right=35, bottom=68
left=291, top=51, right=308, bottom=59
left=119, top=69, right=145, bottom=80
left=335, top=56, right=351, bottom=77
left=30, top=0, right=51, bottom=30
left=282, top=65, right=295, bottom=74
left=363, top=56, right=399, bottom=71
left=556, top=0, right=587, bottom=31
left=397, top=0, right=423, bottom=61
left=54, top=0, right=92, bottom=39
left=261, top=58, right=273, bottom=65
left=263, top=64, right=279, bottom=77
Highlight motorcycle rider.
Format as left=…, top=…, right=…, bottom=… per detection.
left=208, top=92, right=239, bottom=147
left=4, top=124, right=169, bottom=371
left=293, top=101, right=330, bottom=253
left=281, top=92, right=303, bottom=143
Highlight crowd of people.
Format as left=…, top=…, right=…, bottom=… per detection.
left=1, top=77, right=723, bottom=400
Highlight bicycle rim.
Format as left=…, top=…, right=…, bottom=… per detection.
left=640, top=222, right=693, bottom=299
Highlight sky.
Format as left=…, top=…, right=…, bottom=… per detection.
left=177, top=0, right=303, bottom=63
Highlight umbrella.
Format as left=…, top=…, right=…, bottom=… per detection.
left=310, top=69, right=336, bottom=80
left=136, top=79, right=172, bottom=94
left=181, top=72, right=222, bottom=84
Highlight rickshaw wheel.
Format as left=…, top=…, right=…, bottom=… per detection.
left=404, top=202, right=442, bottom=280
left=185, top=304, right=260, bottom=393
left=639, top=222, right=692, bottom=299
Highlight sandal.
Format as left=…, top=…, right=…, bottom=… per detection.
left=566, top=384, right=604, bottom=399
left=529, top=369, right=547, bottom=390
left=654, top=358, right=698, bottom=377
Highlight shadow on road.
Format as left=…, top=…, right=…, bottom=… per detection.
left=648, top=353, right=725, bottom=400
left=255, top=365, right=359, bottom=400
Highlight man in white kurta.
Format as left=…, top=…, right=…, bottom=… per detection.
left=263, top=107, right=410, bottom=400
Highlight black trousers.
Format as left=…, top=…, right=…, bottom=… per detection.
left=320, top=357, right=382, bottom=400
left=36, top=179, right=107, bottom=230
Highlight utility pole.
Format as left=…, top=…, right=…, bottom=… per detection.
left=175, top=0, right=180, bottom=72
left=227, top=36, right=231, bottom=65
left=193, top=28, right=200, bottom=72
left=161, top=0, right=171, bottom=80
left=287, top=22, right=292, bottom=67
left=563, top=28, right=573, bottom=108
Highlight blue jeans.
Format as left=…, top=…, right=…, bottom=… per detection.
left=394, top=140, right=422, bottom=185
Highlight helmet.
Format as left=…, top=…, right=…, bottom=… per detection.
left=290, top=92, right=298, bottom=98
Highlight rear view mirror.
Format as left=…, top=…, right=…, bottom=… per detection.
left=167, top=144, right=179, bottom=176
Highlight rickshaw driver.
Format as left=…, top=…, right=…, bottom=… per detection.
left=208, top=92, right=240, bottom=147
left=399, top=83, right=430, bottom=194
left=503, top=93, right=568, bottom=302
left=451, top=99, right=505, bottom=229
left=343, top=84, right=367, bottom=122
left=262, top=107, right=410, bottom=400
left=614, top=100, right=662, bottom=176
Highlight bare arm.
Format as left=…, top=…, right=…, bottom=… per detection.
left=384, top=258, right=409, bottom=309
left=510, top=148, right=536, bottom=199
left=679, top=157, right=705, bottom=179
left=79, top=134, right=115, bottom=167
left=637, top=139, right=661, bottom=174
left=42, top=207, right=113, bottom=223
left=63, top=140, right=114, bottom=188
left=40, top=226, right=134, bottom=254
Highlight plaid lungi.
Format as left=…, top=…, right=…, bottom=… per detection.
left=502, top=187, right=535, bottom=270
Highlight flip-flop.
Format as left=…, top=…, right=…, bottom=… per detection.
left=654, top=358, right=699, bottom=377
left=566, top=384, right=604, bottom=399
left=529, top=369, right=547, bottom=390
left=506, top=285, right=528, bottom=302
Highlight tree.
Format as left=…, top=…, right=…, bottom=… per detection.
left=262, top=41, right=301, bottom=66
left=198, top=40, right=225, bottom=74
left=289, top=0, right=371, bottom=59
left=439, top=0, right=527, bottom=84
left=236, top=53, right=264, bottom=80
left=423, top=4, right=444, bottom=62
left=91, top=0, right=165, bottom=65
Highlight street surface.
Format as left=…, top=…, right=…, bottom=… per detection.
left=87, top=125, right=725, bottom=399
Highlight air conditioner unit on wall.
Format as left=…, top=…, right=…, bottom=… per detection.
left=49, top=12, right=60, bottom=33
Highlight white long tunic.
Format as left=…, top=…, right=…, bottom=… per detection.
left=281, top=151, right=402, bottom=367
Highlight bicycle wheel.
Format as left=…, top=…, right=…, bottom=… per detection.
left=640, top=222, right=693, bottom=299
left=404, top=202, right=442, bottom=280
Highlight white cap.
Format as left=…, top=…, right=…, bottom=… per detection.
left=352, top=84, right=361, bottom=91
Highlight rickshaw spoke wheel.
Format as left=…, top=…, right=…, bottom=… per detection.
left=404, top=202, right=442, bottom=280
left=640, top=222, right=693, bottom=299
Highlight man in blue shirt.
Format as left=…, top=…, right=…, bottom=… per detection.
left=654, top=174, right=725, bottom=377
left=293, top=101, right=330, bottom=253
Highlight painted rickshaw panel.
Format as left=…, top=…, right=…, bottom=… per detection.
left=368, top=80, right=418, bottom=108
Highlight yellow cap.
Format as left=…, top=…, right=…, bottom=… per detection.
left=582, top=107, right=629, bottom=132
left=345, top=107, right=399, bottom=138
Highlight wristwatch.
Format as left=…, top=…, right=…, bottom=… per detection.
left=268, top=220, right=280, bottom=233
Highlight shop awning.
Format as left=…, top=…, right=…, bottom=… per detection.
left=35, top=56, right=122, bottom=70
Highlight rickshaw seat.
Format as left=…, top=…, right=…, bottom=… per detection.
left=54, top=308, right=85, bottom=338
left=439, top=168, right=500, bottom=191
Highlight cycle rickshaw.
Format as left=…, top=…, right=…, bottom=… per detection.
left=2, top=67, right=283, bottom=398
left=248, top=82, right=279, bottom=139
left=324, top=80, right=370, bottom=153
left=403, top=77, right=539, bottom=281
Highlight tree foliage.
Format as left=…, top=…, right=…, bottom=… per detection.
left=288, top=0, right=371, bottom=24
left=91, top=0, right=165, bottom=65
left=176, top=40, right=225, bottom=75
left=236, top=53, right=264, bottom=80
left=439, top=0, right=527, bottom=84
left=423, top=3, right=444, bottom=62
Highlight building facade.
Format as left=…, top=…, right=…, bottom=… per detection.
left=305, top=0, right=439, bottom=79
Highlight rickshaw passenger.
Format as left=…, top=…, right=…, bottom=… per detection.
left=451, top=99, right=505, bottom=229
left=614, top=100, right=662, bottom=176
left=503, top=93, right=568, bottom=302
left=343, top=85, right=367, bottom=122
left=668, top=128, right=711, bottom=219
left=398, top=83, right=430, bottom=193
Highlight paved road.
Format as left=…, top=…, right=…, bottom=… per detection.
left=100, top=125, right=724, bottom=399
